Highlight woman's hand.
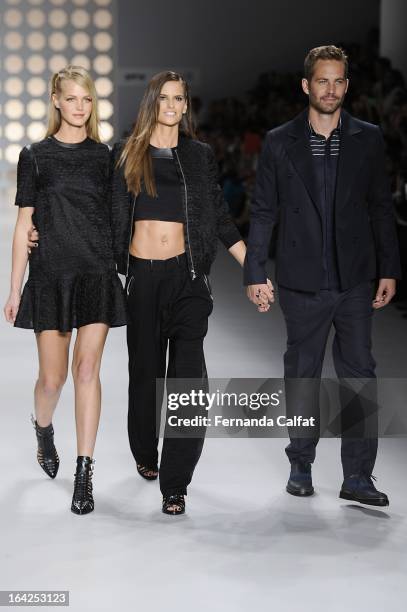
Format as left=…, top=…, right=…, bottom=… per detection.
left=247, top=278, right=274, bottom=313
left=4, top=292, right=20, bottom=324
left=27, top=225, right=39, bottom=254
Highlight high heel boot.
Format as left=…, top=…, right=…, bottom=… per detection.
left=31, top=414, right=59, bottom=479
left=71, top=456, right=95, bottom=515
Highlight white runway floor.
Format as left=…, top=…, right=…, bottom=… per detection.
left=1, top=222, right=406, bottom=612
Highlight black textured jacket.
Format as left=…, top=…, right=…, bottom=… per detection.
left=110, top=136, right=241, bottom=278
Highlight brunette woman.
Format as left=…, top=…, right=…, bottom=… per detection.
left=111, top=71, right=249, bottom=515
left=4, top=66, right=127, bottom=515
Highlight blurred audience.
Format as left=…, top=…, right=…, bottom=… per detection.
left=193, top=30, right=407, bottom=310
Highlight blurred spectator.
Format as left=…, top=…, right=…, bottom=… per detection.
left=195, top=31, right=407, bottom=311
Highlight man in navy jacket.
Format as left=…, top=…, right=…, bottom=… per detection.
left=244, top=45, right=401, bottom=506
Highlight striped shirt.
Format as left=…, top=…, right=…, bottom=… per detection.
left=309, top=119, right=341, bottom=156
left=308, top=119, right=342, bottom=289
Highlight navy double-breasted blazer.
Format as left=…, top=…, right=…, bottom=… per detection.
left=244, top=108, right=401, bottom=291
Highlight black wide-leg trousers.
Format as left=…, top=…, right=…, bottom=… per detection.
left=278, top=281, right=378, bottom=478
left=126, top=253, right=213, bottom=496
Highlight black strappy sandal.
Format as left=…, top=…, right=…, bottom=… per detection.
left=137, top=464, right=159, bottom=481
left=162, top=494, right=185, bottom=515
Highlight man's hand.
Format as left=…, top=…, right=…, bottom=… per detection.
left=373, top=278, right=396, bottom=309
left=247, top=279, right=274, bottom=313
left=27, top=225, right=39, bottom=254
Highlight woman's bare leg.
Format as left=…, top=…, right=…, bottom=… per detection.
left=34, top=331, right=71, bottom=426
left=71, top=323, right=109, bottom=457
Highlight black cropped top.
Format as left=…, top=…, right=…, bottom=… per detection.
left=134, top=145, right=183, bottom=222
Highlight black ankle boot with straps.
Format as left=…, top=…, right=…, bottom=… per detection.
left=31, top=414, right=59, bottom=479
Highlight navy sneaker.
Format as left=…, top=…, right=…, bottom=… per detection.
left=339, top=474, right=389, bottom=507
left=286, top=461, right=314, bottom=496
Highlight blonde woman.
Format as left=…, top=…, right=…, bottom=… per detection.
left=3, top=66, right=126, bottom=515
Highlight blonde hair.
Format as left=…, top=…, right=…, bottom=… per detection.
left=46, top=65, right=101, bottom=141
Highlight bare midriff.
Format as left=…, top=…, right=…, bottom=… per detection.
left=129, top=220, right=185, bottom=259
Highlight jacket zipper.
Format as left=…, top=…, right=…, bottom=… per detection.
left=126, top=195, right=136, bottom=277
left=203, top=273, right=213, bottom=300
left=173, top=148, right=196, bottom=280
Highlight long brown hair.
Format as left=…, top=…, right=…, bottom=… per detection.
left=45, top=65, right=101, bottom=141
left=119, top=71, right=196, bottom=196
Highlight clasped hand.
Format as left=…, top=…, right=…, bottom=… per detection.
left=246, top=279, right=274, bottom=313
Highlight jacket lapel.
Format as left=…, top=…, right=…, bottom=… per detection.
left=285, top=110, right=322, bottom=218
left=335, top=110, right=364, bottom=211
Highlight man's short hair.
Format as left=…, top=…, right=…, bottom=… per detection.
left=304, top=45, right=348, bottom=80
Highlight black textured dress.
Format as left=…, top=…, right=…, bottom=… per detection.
left=14, top=135, right=127, bottom=333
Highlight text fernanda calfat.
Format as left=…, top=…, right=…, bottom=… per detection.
left=167, top=415, right=316, bottom=427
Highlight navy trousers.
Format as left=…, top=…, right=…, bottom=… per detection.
left=278, top=281, right=378, bottom=478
